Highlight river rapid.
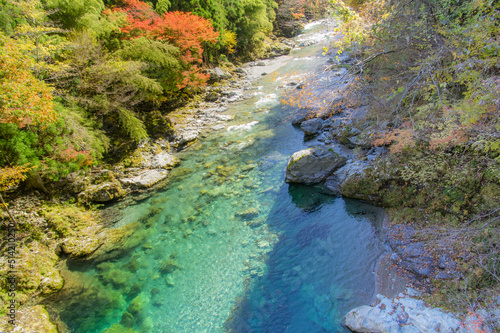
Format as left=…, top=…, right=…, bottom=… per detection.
left=49, top=20, right=386, bottom=333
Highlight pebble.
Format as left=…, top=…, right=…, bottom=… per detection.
left=257, top=240, right=269, bottom=248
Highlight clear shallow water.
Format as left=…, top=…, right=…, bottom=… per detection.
left=49, top=20, right=386, bottom=333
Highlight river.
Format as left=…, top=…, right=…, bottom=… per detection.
left=48, top=19, right=386, bottom=333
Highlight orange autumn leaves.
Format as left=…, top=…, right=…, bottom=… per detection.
left=111, top=0, right=219, bottom=89
left=0, top=36, right=57, bottom=129
left=0, top=35, right=93, bottom=174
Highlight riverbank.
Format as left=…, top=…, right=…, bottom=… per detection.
left=277, top=38, right=499, bottom=330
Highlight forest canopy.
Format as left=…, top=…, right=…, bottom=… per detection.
left=0, top=0, right=318, bottom=187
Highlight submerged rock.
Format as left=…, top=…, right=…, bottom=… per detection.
left=104, top=323, right=137, bottom=333
left=236, top=208, right=260, bottom=219
left=150, top=152, right=181, bottom=169
left=285, top=148, right=347, bottom=184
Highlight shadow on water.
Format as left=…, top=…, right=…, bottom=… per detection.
left=225, top=184, right=385, bottom=333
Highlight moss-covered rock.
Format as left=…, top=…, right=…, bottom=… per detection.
left=104, top=323, right=138, bottom=333
left=120, top=311, right=135, bottom=327
left=99, top=268, right=134, bottom=288
left=43, top=203, right=102, bottom=257
left=285, top=148, right=347, bottom=184
left=0, top=305, right=58, bottom=333
left=0, top=241, right=63, bottom=312
left=88, top=222, right=153, bottom=262
left=158, top=256, right=181, bottom=274
left=128, top=293, right=148, bottom=316
left=78, top=181, right=127, bottom=203
left=340, top=172, right=384, bottom=204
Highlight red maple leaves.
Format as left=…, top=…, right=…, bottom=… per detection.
left=111, top=0, right=219, bottom=89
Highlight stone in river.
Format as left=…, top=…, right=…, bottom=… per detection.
left=120, top=170, right=169, bottom=188
left=285, top=148, right=347, bottom=184
left=300, top=118, right=324, bottom=136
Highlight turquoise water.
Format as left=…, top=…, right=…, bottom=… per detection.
left=49, top=21, right=385, bottom=333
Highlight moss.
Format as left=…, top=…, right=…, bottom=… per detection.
left=340, top=174, right=382, bottom=203
left=104, top=324, right=138, bottom=333
left=0, top=241, right=62, bottom=311
left=480, top=182, right=500, bottom=209
left=88, top=222, right=153, bottom=262
left=120, top=311, right=135, bottom=328
left=99, top=268, right=133, bottom=288
left=43, top=203, right=100, bottom=238
left=42, top=203, right=102, bottom=257
left=127, top=293, right=148, bottom=316
left=0, top=305, right=58, bottom=333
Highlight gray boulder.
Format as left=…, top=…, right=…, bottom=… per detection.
left=285, top=148, right=347, bottom=184
left=176, top=129, right=199, bottom=145
left=323, top=160, right=369, bottom=194
left=300, top=118, right=324, bottom=136
left=151, top=152, right=181, bottom=169
left=205, top=91, right=220, bottom=102
left=234, top=67, right=248, bottom=75
left=345, top=294, right=463, bottom=333
left=291, top=113, right=307, bottom=126
left=207, top=67, right=232, bottom=82
left=120, top=170, right=169, bottom=188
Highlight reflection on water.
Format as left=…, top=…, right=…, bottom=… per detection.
left=47, top=19, right=386, bottom=333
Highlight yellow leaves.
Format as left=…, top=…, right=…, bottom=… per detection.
left=219, top=30, right=237, bottom=54
left=0, top=165, right=36, bottom=192
left=0, top=34, right=57, bottom=128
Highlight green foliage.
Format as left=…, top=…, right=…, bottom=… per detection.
left=46, top=0, right=106, bottom=30
left=236, top=0, right=275, bottom=57
left=155, top=0, right=171, bottom=14
left=0, top=0, right=24, bottom=34
left=168, top=0, right=278, bottom=58
left=117, top=37, right=184, bottom=95
left=117, top=108, right=148, bottom=142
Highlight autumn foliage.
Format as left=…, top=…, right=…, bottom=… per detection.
left=0, top=36, right=57, bottom=128
left=0, top=165, right=36, bottom=192
left=114, top=0, right=219, bottom=88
